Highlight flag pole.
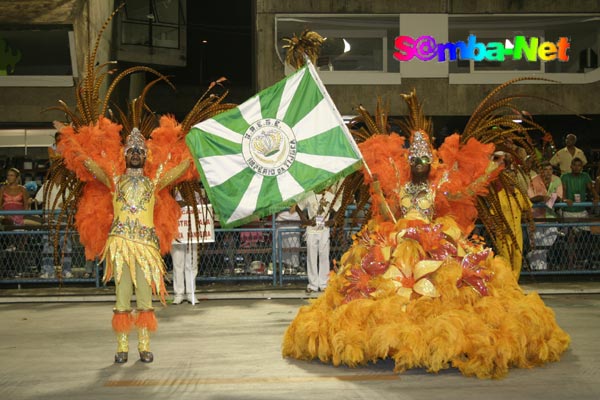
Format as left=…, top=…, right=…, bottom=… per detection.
left=359, top=158, right=397, bottom=224
left=189, top=245, right=196, bottom=305
left=304, top=59, right=397, bottom=224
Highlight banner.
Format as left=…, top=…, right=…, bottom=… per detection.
left=174, top=205, right=215, bottom=244
left=186, top=61, right=363, bottom=227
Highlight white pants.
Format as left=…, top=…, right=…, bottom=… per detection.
left=171, top=244, right=199, bottom=296
left=527, top=227, right=560, bottom=270
left=306, top=227, right=330, bottom=290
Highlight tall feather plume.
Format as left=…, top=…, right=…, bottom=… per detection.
left=180, top=77, right=236, bottom=133
left=397, top=89, right=433, bottom=138
left=42, top=3, right=179, bottom=275
left=46, top=3, right=125, bottom=129
left=282, top=29, right=324, bottom=69
left=41, top=4, right=124, bottom=279
left=462, top=77, right=563, bottom=276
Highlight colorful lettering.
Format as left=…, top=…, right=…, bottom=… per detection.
left=393, top=35, right=571, bottom=63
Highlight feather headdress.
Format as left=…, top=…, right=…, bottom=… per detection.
left=44, top=5, right=235, bottom=269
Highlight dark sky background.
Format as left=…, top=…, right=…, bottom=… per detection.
left=148, top=0, right=253, bottom=116
left=163, top=1, right=252, bottom=89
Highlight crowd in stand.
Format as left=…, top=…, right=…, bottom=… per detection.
left=1, top=130, right=599, bottom=280
left=523, top=133, right=599, bottom=270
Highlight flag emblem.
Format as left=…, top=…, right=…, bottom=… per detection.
left=242, top=118, right=297, bottom=176
left=187, top=62, right=363, bottom=228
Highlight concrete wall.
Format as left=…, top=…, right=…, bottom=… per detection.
left=0, top=0, right=115, bottom=124
left=255, top=0, right=600, bottom=116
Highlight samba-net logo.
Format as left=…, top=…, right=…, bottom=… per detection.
left=394, top=35, right=571, bottom=62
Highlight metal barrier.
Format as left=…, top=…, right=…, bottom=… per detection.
left=1, top=207, right=599, bottom=287
left=0, top=210, right=100, bottom=286
left=523, top=201, right=600, bottom=275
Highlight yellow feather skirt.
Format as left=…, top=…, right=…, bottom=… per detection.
left=102, top=235, right=168, bottom=304
left=282, top=221, right=570, bottom=379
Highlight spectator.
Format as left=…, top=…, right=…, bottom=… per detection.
left=296, top=181, right=343, bottom=293
left=171, top=189, right=201, bottom=305
left=523, top=155, right=539, bottom=181
left=560, top=157, right=599, bottom=268
left=528, top=161, right=564, bottom=218
left=526, top=161, right=563, bottom=270
left=550, top=133, right=588, bottom=175
left=561, top=158, right=598, bottom=218
left=0, top=168, right=29, bottom=226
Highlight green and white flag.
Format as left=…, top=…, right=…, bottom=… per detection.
left=186, top=61, right=363, bottom=228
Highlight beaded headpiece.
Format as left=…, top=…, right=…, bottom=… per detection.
left=408, top=131, right=433, bottom=163
left=124, top=127, right=147, bottom=155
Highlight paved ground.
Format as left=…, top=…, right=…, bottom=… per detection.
left=2, top=278, right=600, bottom=302
left=0, top=287, right=599, bottom=400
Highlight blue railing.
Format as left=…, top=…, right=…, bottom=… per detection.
left=1, top=206, right=599, bottom=286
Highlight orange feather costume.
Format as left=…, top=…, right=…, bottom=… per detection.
left=47, top=6, right=234, bottom=363
left=59, top=115, right=196, bottom=304
left=282, top=90, right=570, bottom=379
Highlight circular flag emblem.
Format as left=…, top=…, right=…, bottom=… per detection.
left=242, top=118, right=297, bottom=176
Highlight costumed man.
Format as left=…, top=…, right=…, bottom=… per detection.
left=171, top=187, right=203, bottom=305
left=65, top=127, right=190, bottom=363
left=47, top=6, right=234, bottom=364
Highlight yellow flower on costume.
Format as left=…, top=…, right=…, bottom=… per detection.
left=383, top=260, right=443, bottom=300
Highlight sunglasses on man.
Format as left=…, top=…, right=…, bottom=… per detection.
left=409, top=156, right=431, bottom=166
left=126, top=148, right=147, bottom=157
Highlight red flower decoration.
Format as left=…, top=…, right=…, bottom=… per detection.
left=402, top=224, right=457, bottom=260
left=361, top=247, right=389, bottom=276
left=343, top=266, right=376, bottom=303
left=457, top=249, right=493, bottom=296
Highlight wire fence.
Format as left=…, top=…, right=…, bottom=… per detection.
left=1, top=207, right=599, bottom=287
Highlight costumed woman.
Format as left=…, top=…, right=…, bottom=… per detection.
left=281, top=35, right=570, bottom=376
left=46, top=7, right=234, bottom=364
left=283, top=99, right=570, bottom=378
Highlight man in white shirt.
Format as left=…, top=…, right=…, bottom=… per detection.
left=296, top=180, right=343, bottom=293
left=171, top=188, right=203, bottom=304
left=550, top=133, right=588, bottom=175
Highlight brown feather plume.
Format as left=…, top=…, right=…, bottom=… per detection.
left=282, top=29, right=324, bottom=69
